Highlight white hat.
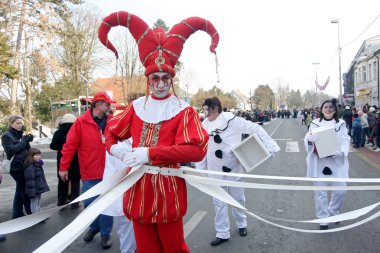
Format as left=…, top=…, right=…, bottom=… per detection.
left=345, top=105, right=350, bottom=110
left=60, top=114, right=76, bottom=124
left=369, top=107, right=375, bottom=112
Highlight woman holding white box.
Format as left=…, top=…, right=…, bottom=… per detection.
left=304, top=98, right=351, bottom=230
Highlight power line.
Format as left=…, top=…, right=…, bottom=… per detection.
left=342, top=13, right=380, bottom=48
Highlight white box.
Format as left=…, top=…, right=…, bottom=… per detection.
left=310, top=127, right=341, bottom=158
left=232, top=133, right=271, bottom=172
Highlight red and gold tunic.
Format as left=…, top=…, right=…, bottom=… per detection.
left=105, top=94, right=208, bottom=224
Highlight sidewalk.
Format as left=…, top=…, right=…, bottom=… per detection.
left=355, top=143, right=380, bottom=170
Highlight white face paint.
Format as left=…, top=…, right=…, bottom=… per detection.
left=148, top=72, right=172, bottom=98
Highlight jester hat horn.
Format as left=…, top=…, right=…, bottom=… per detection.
left=98, top=11, right=219, bottom=77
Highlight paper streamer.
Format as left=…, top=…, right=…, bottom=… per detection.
left=33, top=168, right=144, bottom=253
left=0, top=165, right=378, bottom=253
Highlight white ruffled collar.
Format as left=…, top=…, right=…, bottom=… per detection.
left=202, top=112, right=235, bottom=134
left=133, top=95, right=189, bottom=124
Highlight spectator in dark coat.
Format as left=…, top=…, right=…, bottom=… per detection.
left=1, top=115, right=33, bottom=218
left=50, top=114, right=81, bottom=209
left=352, top=114, right=362, bottom=148
left=342, top=106, right=353, bottom=136
left=24, top=148, right=50, bottom=214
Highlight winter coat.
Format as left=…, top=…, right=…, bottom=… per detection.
left=342, top=109, right=353, bottom=126
left=60, top=109, right=112, bottom=180
left=24, top=162, right=50, bottom=198
left=352, top=117, right=362, bottom=131
left=1, top=128, right=31, bottom=172
left=50, top=123, right=80, bottom=181
left=360, top=113, right=369, bottom=128
left=367, top=112, right=376, bottom=129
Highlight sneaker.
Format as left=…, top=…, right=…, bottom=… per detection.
left=101, top=236, right=111, bottom=249
left=374, top=148, right=380, bottom=152
left=83, top=229, right=99, bottom=242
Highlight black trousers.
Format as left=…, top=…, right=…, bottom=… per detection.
left=10, top=170, right=31, bottom=218
left=57, top=178, right=80, bottom=207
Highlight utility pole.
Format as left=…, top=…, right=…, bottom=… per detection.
left=80, top=75, right=90, bottom=111
left=331, top=19, right=343, bottom=105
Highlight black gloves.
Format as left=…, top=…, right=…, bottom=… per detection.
left=22, top=134, right=34, bottom=143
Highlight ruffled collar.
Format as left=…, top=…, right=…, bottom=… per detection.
left=202, top=112, right=236, bottom=134
left=133, top=95, right=189, bottom=124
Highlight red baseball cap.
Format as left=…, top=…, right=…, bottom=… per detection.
left=92, top=91, right=116, bottom=104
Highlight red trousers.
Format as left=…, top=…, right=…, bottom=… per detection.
left=133, top=219, right=190, bottom=253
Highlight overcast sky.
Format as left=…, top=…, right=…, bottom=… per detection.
left=90, top=0, right=380, bottom=97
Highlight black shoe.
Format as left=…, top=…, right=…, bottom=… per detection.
left=0, top=234, right=6, bottom=242
left=210, top=237, right=229, bottom=246
left=83, top=229, right=99, bottom=242
left=319, top=225, right=328, bottom=230
left=101, top=236, right=111, bottom=249
left=239, top=227, right=248, bottom=236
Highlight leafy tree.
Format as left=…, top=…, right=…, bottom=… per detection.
left=286, top=89, right=303, bottom=109
left=191, top=86, right=237, bottom=109
left=252, top=84, right=275, bottom=110
left=2, top=0, right=83, bottom=114
left=153, top=18, right=170, bottom=32
left=0, top=32, right=18, bottom=79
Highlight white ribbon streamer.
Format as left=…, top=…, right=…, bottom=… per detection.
left=33, top=168, right=144, bottom=253
left=0, top=164, right=378, bottom=253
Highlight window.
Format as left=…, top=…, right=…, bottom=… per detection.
left=374, top=61, right=377, bottom=80
left=362, top=66, right=366, bottom=82
left=369, top=63, right=372, bottom=80
left=355, top=71, right=358, bottom=84
left=358, top=68, right=362, bottom=82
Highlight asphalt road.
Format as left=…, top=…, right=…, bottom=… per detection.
left=1, top=118, right=380, bottom=253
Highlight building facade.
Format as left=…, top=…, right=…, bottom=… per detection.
left=346, top=35, right=380, bottom=107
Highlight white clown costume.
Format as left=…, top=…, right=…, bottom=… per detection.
left=196, top=111, right=280, bottom=239
left=304, top=118, right=351, bottom=225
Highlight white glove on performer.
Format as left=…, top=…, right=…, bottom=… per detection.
left=110, top=141, right=132, bottom=161
left=123, top=147, right=149, bottom=167
left=306, top=133, right=318, bottom=142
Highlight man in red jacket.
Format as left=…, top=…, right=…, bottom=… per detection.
left=99, top=11, right=219, bottom=253
left=59, top=91, right=115, bottom=250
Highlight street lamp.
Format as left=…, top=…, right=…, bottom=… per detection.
left=80, top=75, right=90, bottom=111
left=312, top=62, right=320, bottom=107
left=331, top=19, right=343, bottom=105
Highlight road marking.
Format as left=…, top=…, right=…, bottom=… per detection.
left=184, top=211, right=207, bottom=238
left=285, top=141, right=299, bottom=152
left=270, top=120, right=283, bottom=137
left=274, top=139, right=292, bottom=141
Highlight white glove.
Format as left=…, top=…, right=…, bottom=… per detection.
left=306, top=133, right=318, bottom=142
left=123, top=147, right=149, bottom=167
left=110, top=142, right=132, bottom=161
